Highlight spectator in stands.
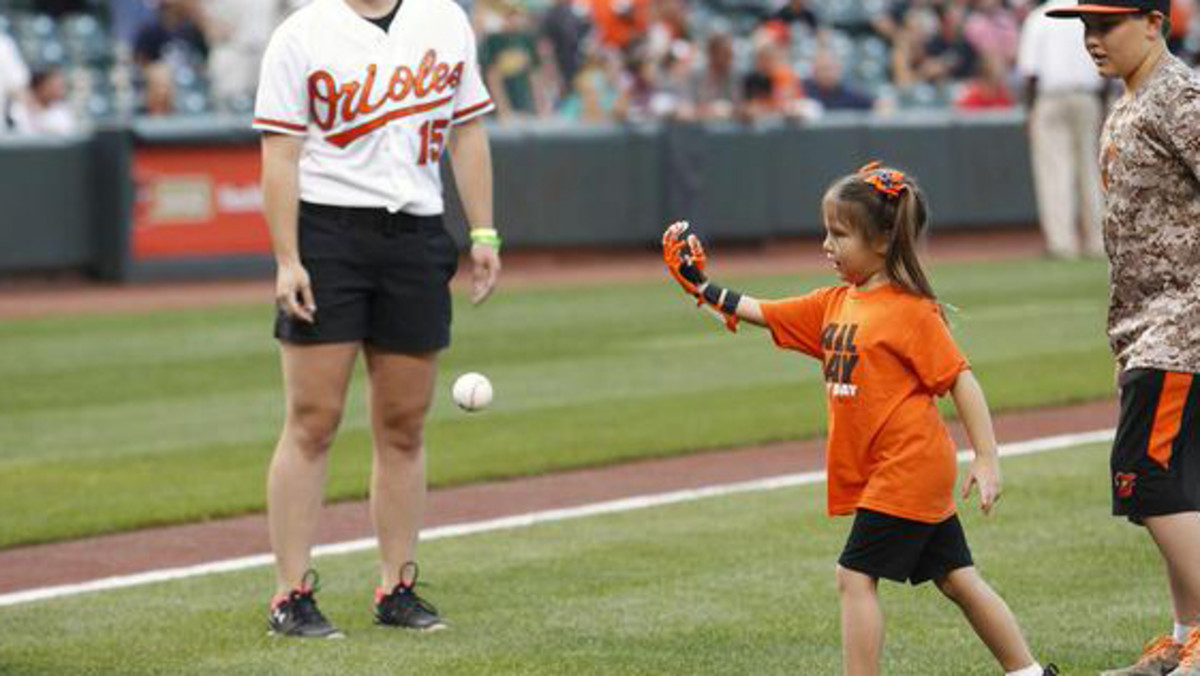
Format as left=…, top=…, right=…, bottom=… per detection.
left=963, top=0, right=1020, bottom=67
left=872, top=0, right=932, bottom=43
left=133, top=0, right=208, bottom=69
left=0, top=31, right=31, bottom=135
left=472, top=0, right=507, bottom=40
left=1168, top=0, right=1193, bottom=55
left=921, top=4, right=979, bottom=83
left=140, top=61, right=175, bottom=116
left=803, top=48, right=875, bottom=112
left=954, top=53, right=1016, bottom=109
left=11, top=67, right=76, bottom=135
left=558, top=41, right=621, bottom=122
left=108, top=0, right=157, bottom=45
left=690, top=31, right=740, bottom=120
left=589, top=0, right=650, bottom=51
left=538, top=0, right=591, bottom=105
left=200, top=0, right=278, bottom=112
left=892, top=2, right=974, bottom=90
left=614, top=52, right=663, bottom=121
left=766, top=0, right=822, bottom=33
left=646, top=0, right=691, bottom=63
left=740, top=35, right=803, bottom=121
left=890, top=4, right=937, bottom=88
left=657, top=40, right=699, bottom=120
left=133, top=0, right=209, bottom=117
left=481, top=1, right=553, bottom=120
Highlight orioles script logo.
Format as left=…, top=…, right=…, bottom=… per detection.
left=309, top=49, right=463, bottom=148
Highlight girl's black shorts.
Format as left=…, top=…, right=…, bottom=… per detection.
left=275, top=201, right=460, bottom=353
left=838, top=508, right=974, bottom=585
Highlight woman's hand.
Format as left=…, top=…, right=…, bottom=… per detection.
left=471, top=242, right=501, bottom=305
left=276, top=260, right=316, bottom=323
left=962, top=455, right=1003, bottom=515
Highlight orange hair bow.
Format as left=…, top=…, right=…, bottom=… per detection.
left=858, top=161, right=908, bottom=200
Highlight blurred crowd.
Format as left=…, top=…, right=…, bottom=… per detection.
left=480, top=0, right=1198, bottom=123
left=0, top=0, right=304, bottom=133
left=1, top=0, right=1199, bottom=135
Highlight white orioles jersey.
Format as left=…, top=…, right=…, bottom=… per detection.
left=253, top=0, right=494, bottom=215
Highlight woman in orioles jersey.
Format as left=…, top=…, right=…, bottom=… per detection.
left=662, top=164, right=1056, bottom=676
left=253, top=0, right=499, bottom=638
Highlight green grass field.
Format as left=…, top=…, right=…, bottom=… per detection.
left=0, top=257, right=1113, bottom=548
left=0, top=442, right=1170, bottom=675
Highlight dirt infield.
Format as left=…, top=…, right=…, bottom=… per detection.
left=0, top=228, right=1046, bottom=320
left=0, top=398, right=1116, bottom=596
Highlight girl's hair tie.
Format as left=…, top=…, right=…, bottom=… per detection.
left=858, top=160, right=908, bottom=200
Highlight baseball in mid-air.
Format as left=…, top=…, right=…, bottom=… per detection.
left=452, top=372, right=493, bottom=412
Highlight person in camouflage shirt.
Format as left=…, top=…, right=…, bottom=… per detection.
left=1049, top=2, right=1200, bottom=675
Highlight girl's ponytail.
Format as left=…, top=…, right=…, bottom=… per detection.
left=886, top=187, right=936, bottom=300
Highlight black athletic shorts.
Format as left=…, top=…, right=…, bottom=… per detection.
left=1112, top=368, right=1200, bottom=524
left=274, top=202, right=460, bottom=353
left=838, top=509, right=974, bottom=585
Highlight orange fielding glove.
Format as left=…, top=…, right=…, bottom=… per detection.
left=661, top=221, right=740, bottom=332
left=662, top=221, right=706, bottom=299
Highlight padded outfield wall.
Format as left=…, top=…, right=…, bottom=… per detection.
left=0, top=111, right=1035, bottom=281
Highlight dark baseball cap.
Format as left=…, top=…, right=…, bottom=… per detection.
left=1046, top=0, right=1170, bottom=18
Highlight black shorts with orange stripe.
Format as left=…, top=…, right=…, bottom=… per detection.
left=1112, top=368, right=1200, bottom=524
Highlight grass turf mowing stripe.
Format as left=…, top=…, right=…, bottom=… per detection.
left=0, top=259, right=1111, bottom=548
left=0, top=428, right=1115, bottom=609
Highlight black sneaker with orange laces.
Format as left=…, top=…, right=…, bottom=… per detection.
left=374, top=562, right=446, bottom=632
left=268, top=569, right=344, bottom=639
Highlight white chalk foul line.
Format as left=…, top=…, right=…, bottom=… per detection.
left=0, top=428, right=1114, bottom=608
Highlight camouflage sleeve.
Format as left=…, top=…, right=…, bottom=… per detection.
left=1156, top=79, right=1200, bottom=184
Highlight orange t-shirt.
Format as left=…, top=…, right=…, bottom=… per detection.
left=761, top=284, right=969, bottom=523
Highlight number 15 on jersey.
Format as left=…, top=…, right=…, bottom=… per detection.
left=419, top=119, right=450, bottom=165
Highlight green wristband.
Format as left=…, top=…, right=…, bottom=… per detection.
left=470, top=228, right=502, bottom=250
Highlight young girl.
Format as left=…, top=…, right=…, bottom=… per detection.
left=662, top=163, right=1055, bottom=676
left=1046, top=2, right=1200, bottom=674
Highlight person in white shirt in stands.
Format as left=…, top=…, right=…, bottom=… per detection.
left=12, top=68, right=77, bottom=135
left=1018, top=0, right=1106, bottom=259
left=0, top=32, right=31, bottom=135
left=200, top=0, right=279, bottom=110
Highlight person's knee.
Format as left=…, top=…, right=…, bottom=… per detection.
left=935, top=568, right=980, bottom=608
left=934, top=575, right=966, bottom=606
left=375, top=405, right=427, bottom=456
left=287, top=399, right=345, bottom=457
left=836, top=565, right=875, bottom=597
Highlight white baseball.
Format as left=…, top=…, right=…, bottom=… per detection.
left=451, top=372, right=493, bottom=412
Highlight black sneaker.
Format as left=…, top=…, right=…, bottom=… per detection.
left=1043, top=665, right=1059, bottom=676
left=374, top=562, right=446, bottom=632
left=268, top=569, right=344, bottom=639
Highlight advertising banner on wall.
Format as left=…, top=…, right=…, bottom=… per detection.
left=131, top=145, right=269, bottom=261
